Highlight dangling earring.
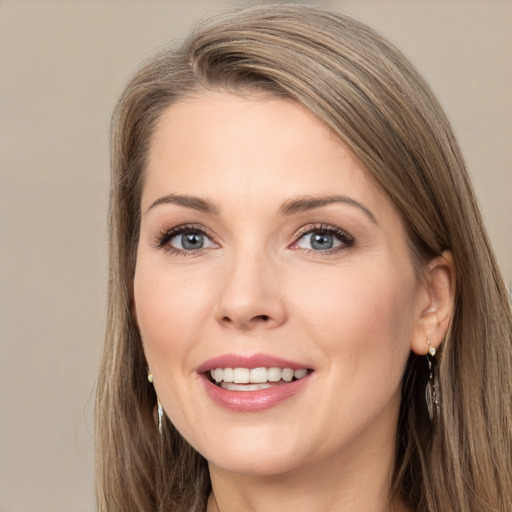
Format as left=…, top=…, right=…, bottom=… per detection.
left=157, top=398, right=163, bottom=433
left=425, top=338, right=440, bottom=423
left=147, top=369, right=164, bottom=434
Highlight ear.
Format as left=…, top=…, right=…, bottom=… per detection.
left=410, top=250, right=456, bottom=355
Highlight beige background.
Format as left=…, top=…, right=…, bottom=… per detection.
left=0, top=1, right=510, bottom=511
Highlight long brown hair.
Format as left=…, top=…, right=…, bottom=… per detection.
left=96, top=5, right=512, bottom=511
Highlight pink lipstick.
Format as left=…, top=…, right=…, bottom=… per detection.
left=197, top=353, right=313, bottom=412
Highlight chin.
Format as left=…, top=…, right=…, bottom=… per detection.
left=195, top=426, right=311, bottom=477
left=207, top=449, right=302, bottom=477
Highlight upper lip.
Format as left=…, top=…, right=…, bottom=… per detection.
left=196, top=353, right=311, bottom=373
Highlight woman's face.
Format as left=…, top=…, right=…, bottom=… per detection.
left=134, top=92, right=425, bottom=477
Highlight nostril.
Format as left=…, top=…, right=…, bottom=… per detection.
left=222, top=314, right=269, bottom=324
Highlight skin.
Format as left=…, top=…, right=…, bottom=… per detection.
left=134, top=92, right=454, bottom=512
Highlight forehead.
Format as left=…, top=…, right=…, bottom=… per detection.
left=143, top=91, right=387, bottom=214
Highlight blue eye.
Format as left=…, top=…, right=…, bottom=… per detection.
left=157, top=225, right=218, bottom=253
left=171, top=231, right=206, bottom=250
left=308, top=232, right=336, bottom=250
left=293, top=226, right=354, bottom=252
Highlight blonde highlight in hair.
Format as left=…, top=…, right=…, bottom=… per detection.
left=96, top=5, right=512, bottom=511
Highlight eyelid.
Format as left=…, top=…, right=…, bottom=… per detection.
left=153, top=223, right=219, bottom=253
left=289, top=223, right=355, bottom=252
left=153, top=222, right=353, bottom=255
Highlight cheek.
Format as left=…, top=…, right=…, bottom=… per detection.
left=286, top=262, right=417, bottom=456
left=292, top=261, right=417, bottom=374
left=133, top=260, right=214, bottom=438
left=133, top=261, right=210, bottom=369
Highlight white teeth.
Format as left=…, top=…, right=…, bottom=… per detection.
left=281, top=368, right=294, bottom=382
left=222, top=367, right=234, bottom=383
left=294, top=369, right=308, bottom=379
left=220, top=382, right=272, bottom=391
left=267, top=367, right=282, bottom=382
left=249, top=367, right=268, bottom=383
left=209, top=367, right=309, bottom=385
left=233, top=368, right=250, bottom=384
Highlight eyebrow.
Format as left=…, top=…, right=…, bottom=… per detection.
left=145, top=193, right=377, bottom=225
left=145, top=194, right=220, bottom=215
left=279, top=195, right=378, bottom=224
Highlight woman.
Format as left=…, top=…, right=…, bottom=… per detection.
left=95, top=4, right=512, bottom=511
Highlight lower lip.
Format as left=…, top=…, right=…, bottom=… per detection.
left=201, top=373, right=312, bottom=412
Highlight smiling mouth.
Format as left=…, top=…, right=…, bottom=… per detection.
left=208, top=367, right=311, bottom=391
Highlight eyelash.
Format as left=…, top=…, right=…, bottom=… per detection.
left=153, top=223, right=214, bottom=256
left=291, top=223, right=355, bottom=254
left=154, top=223, right=355, bottom=256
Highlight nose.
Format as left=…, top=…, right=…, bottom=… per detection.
left=215, top=249, right=287, bottom=331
